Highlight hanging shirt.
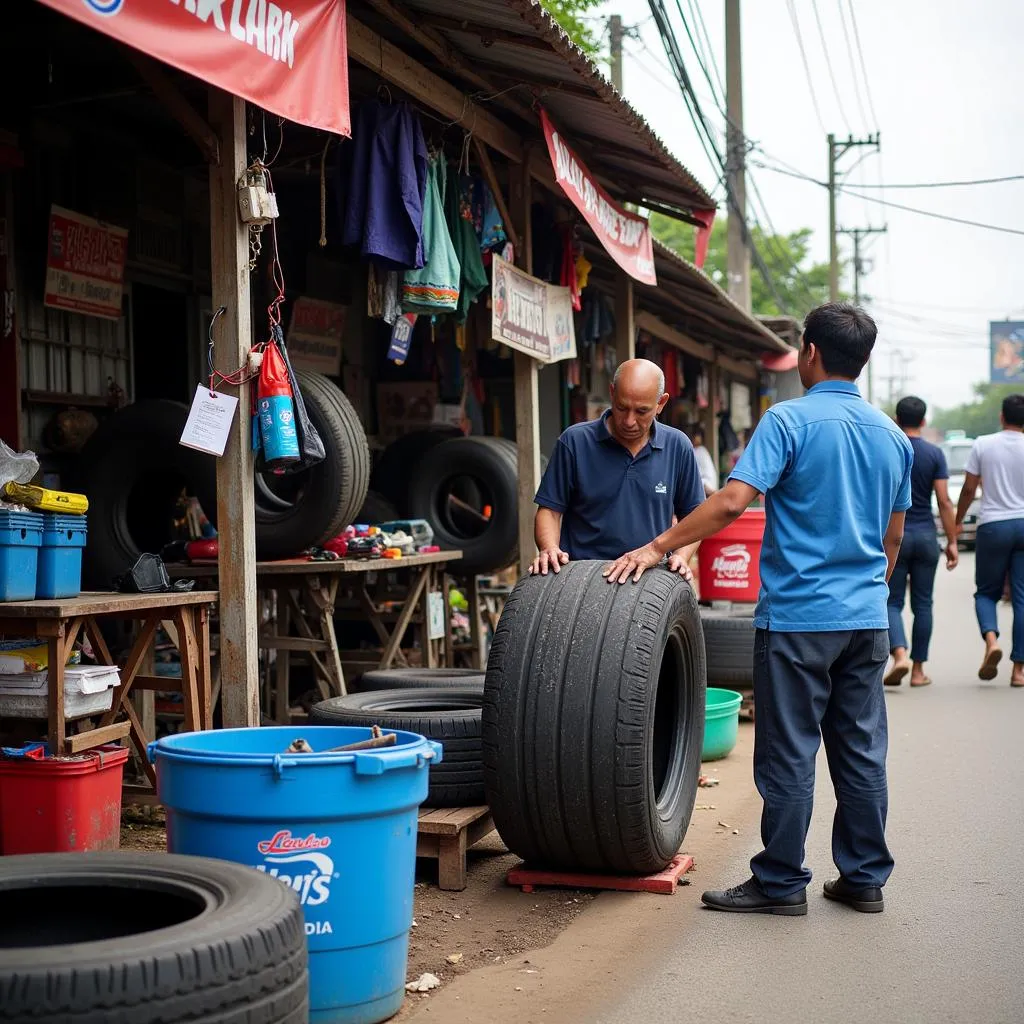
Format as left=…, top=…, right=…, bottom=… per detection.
left=446, top=170, right=488, bottom=324
left=402, top=156, right=460, bottom=314
left=340, top=101, right=429, bottom=271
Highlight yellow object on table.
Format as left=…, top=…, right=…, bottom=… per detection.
left=2, top=483, right=89, bottom=514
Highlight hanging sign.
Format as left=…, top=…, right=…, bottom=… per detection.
left=36, top=0, right=351, bottom=138
left=287, top=297, right=345, bottom=376
left=44, top=206, right=128, bottom=320
left=539, top=107, right=657, bottom=286
left=491, top=256, right=577, bottom=365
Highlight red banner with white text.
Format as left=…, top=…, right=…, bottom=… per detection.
left=36, top=0, right=350, bottom=137
left=539, top=107, right=656, bottom=286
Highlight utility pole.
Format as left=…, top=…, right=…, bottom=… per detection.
left=609, top=15, right=624, bottom=92
left=839, top=225, right=887, bottom=403
left=828, top=133, right=881, bottom=300
left=725, top=0, right=751, bottom=312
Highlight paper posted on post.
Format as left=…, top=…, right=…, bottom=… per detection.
left=180, top=385, right=239, bottom=457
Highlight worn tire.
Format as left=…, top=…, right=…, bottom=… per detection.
left=75, top=401, right=217, bottom=588
left=370, top=427, right=462, bottom=513
left=253, top=371, right=370, bottom=559
left=355, top=490, right=398, bottom=527
left=700, top=607, right=756, bottom=687
left=483, top=561, right=707, bottom=874
left=0, top=852, right=307, bottom=1024
left=408, top=437, right=521, bottom=576
left=309, top=688, right=484, bottom=808
left=357, top=668, right=485, bottom=692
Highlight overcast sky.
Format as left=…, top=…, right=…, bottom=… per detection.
left=590, top=0, right=1024, bottom=411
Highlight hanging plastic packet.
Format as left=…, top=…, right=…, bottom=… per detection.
left=256, top=338, right=300, bottom=469
left=274, top=325, right=325, bottom=471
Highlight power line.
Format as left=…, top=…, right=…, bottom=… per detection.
left=839, top=187, right=1024, bottom=237
left=845, top=0, right=881, bottom=127
left=684, top=0, right=725, bottom=97
left=836, top=0, right=870, bottom=129
left=809, top=0, right=852, bottom=132
left=851, top=174, right=1024, bottom=189
left=784, top=0, right=827, bottom=134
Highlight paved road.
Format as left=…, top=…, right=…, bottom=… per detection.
left=591, top=552, right=1024, bottom=1024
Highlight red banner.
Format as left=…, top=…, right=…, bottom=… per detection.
left=539, top=107, right=656, bottom=286
left=36, top=0, right=350, bottom=138
left=692, top=207, right=716, bottom=270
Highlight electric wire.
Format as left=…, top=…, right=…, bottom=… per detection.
left=845, top=0, right=881, bottom=128
left=809, top=0, right=852, bottom=131
left=836, top=0, right=870, bottom=129
left=784, top=0, right=827, bottom=134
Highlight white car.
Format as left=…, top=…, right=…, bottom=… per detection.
left=933, top=438, right=980, bottom=547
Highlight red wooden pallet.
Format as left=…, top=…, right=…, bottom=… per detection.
left=507, top=853, right=694, bottom=895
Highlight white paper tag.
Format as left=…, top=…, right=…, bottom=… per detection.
left=180, top=384, right=239, bottom=457
left=427, top=591, right=446, bottom=641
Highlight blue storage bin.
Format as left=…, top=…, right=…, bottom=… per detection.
left=36, top=514, right=87, bottom=600
left=0, top=512, right=44, bottom=602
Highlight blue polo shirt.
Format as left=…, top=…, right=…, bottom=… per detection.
left=535, top=413, right=705, bottom=560
left=729, top=381, right=913, bottom=632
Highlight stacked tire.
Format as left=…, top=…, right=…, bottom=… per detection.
left=700, top=606, right=756, bottom=687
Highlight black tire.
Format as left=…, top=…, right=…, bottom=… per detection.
left=355, top=490, right=398, bottom=526
left=370, top=427, right=462, bottom=513
left=700, top=607, right=756, bottom=687
left=0, top=852, right=307, bottom=1024
left=75, top=401, right=218, bottom=588
left=483, top=561, right=707, bottom=874
left=357, top=668, right=485, bottom=692
left=309, top=687, right=484, bottom=808
left=408, top=437, right=520, bottom=576
left=253, top=371, right=370, bottom=559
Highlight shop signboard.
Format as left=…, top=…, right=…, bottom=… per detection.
left=990, top=321, right=1024, bottom=384
left=539, top=107, right=657, bottom=286
left=36, top=0, right=351, bottom=138
left=287, top=297, right=345, bottom=376
left=490, top=256, right=577, bottom=364
left=44, top=206, right=128, bottom=321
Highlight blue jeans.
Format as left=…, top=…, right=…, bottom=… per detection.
left=887, top=529, right=940, bottom=661
left=975, top=518, right=1024, bottom=662
left=751, top=629, right=893, bottom=897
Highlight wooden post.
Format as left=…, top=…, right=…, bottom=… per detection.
left=511, top=151, right=540, bottom=577
left=703, top=359, right=720, bottom=484
left=208, top=89, right=259, bottom=728
left=614, top=273, right=635, bottom=366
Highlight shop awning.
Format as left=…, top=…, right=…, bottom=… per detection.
left=34, top=0, right=352, bottom=137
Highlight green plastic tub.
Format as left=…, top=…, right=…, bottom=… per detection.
left=702, top=687, right=743, bottom=761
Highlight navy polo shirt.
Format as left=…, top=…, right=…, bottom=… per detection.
left=729, top=380, right=914, bottom=632
left=535, top=413, right=705, bottom=560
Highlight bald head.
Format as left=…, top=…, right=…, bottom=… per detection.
left=612, top=359, right=665, bottom=398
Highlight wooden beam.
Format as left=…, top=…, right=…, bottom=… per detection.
left=473, top=138, right=519, bottom=251
left=703, top=359, right=720, bottom=480
left=614, top=274, right=635, bottom=365
left=65, top=721, right=131, bottom=754
left=418, top=15, right=555, bottom=51
left=127, top=53, right=219, bottom=165
left=635, top=311, right=714, bottom=363
left=717, top=353, right=759, bottom=382
left=209, top=89, right=259, bottom=729
left=346, top=15, right=524, bottom=163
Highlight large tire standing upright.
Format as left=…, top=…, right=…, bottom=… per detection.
left=483, top=562, right=707, bottom=874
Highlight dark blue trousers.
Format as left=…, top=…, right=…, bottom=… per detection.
left=751, top=629, right=894, bottom=898
left=975, top=518, right=1024, bottom=662
left=887, top=529, right=940, bottom=661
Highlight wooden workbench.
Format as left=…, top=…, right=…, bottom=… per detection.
left=171, top=550, right=462, bottom=719
left=0, top=591, right=216, bottom=783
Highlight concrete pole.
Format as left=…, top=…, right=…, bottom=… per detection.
left=609, top=15, right=624, bottom=92
left=725, top=0, right=751, bottom=312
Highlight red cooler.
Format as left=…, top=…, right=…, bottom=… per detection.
left=698, top=508, right=765, bottom=603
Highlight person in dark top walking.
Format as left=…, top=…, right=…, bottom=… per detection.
left=884, top=397, right=959, bottom=688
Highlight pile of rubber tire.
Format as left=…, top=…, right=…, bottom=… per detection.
left=483, top=561, right=707, bottom=874
left=76, top=371, right=369, bottom=585
left=309, top=668, right=486, bottom=808
left=0, top=853, right=307, bottom=1024
left=701, top=606, right=756, bottom=688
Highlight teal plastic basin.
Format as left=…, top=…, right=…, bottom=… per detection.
left=702, top=687, right=743, bottom=761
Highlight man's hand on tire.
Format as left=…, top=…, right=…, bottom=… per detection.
left=604, top=542, right=663, bottom=584
left=530, top=547, right=569, bottom=575
left=667, top=550, right=695, bottom=582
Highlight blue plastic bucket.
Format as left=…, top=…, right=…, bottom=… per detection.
left=151, top=726, right=441, bottom=1024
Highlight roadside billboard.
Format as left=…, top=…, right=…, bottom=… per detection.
left=990, top=321, right=1024, bottom=384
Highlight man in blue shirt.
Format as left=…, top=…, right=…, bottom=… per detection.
left=885, top=396, right=958, bottom=688
left=530, top=359, right=705, bottom=577
left=606, top=304, right=913, bottom=917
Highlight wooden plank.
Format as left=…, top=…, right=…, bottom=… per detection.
left=346, top=15, right=523, bottom=164
left=357, top=586, right=410, bottom=668
left=704, top=359, right=720, bottom=474
left=209, top=87, right=259, bottom=729
left=47, top=631, right=65, bottom=753
left=174, top=607, right=202, bottom=732
left=635, top=310, right=714, bottom=363
left=308, top=578, right=346, bottom=697
left=122, top=698, right=157, bottom=788
left=418, top=805, right=491, bottom=835
left=438, top=830, right=469, bottom=890
left=380, top=567, right=431, bottom=668
left=65, top=720, right=131, bottom=754
left=129, top=675, right=183, bottom=692
left=99, top=615, right=160, bottom=727
left=169, top=550, right=464, bottom=578
left=0, top=591, right=216, bottom=618
left=196, top=605, right=213, bottom=730
left=614, top=273, right=636, bottom=365
left=258, top=635, right=331, bottom=652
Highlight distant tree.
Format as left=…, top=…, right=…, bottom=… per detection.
left=650, top=214, right=843, bottom=320
left=542, top=0, right=604, bottom=56
left=932, top=383, right=1024, bottom=438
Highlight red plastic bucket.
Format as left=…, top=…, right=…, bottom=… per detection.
left=0, top=744, right=128, bottom=854
left=698, top=508, right=765, bottom=603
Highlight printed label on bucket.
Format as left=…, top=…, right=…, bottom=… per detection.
left=254, top=829, right=338, bottom=934
left=710, top=543, right=751, bottom=588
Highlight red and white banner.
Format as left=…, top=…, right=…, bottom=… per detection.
left=539, top=107, right=656, bottom=286
left=36, top=0, right=351, bottom=138
left=44, top=206, right=128, bottom=320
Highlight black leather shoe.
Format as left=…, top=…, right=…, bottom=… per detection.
left=823, top=877, right=884, bottom=913
left=701, top=877, right=807, bottom=916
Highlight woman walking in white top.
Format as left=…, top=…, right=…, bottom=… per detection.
left=957, top=394, right=1024, bottom=685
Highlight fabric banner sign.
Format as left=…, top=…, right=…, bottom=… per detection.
left=36, top=0, right=351, bottom=138
left=692, top=207, right=716, bottom=270
left=287, top=297, right=346, bottom=375
left=44, top=206, right=128, bottom=320
left=491, top=255, right=577, bottom=364
left=539, top=107, right=656, bottom=286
